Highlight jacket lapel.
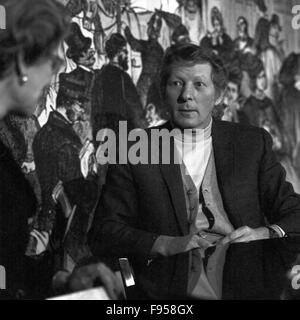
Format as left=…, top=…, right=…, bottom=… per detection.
left=157, top=120, right=243, bottom=235
left=212, top=120, right=242, bottom=227
left=157, top=123, right=189, bottom=235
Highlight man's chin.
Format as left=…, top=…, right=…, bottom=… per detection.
left=172, top=114, right=212, bottom=130
left=173, top=118, right=202, bottom=130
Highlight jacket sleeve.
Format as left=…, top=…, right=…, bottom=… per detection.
left=259, top=128, right=300, bottom=235
left=88, top=162, right=159, bottom=260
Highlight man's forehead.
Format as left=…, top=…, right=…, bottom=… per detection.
left=170, top=62, right=213, bottom=78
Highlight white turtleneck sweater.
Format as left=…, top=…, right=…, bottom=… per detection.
left=174, top=119, right=213, bottom=192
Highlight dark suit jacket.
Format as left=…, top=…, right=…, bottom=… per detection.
left=89, top=120, right=300, bottom=298
left=33, top=111, right=98, bottom=264
left=91, top=64, right=145, bottom=140
left=33, top=111, right=83, bottom=232
left=0, top=139, right=36, bottom=295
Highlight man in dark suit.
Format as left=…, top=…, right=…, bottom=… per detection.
left=33, top=90, right=98, bottom=266
left=91, top=33, right=146, bottom=140
left=89, top=44, right=300, bottom=299
left=59, top=22, right=96, bottom=143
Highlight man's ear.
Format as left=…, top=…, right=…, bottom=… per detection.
left=215, top=90, right=225, bottom=106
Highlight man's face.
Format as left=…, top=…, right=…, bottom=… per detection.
left=117, top=46, right=129, bottom=71
left=165, top=63, right=221, bottom=130
left=226, top=81, right=239, bottom=103
left=66, top=102, right=85, bottom=124
left=78, top=48, right=96, bottom=68
left=186, top=0, right=198, bottom=14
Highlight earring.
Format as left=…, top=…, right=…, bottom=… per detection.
left=19, top=75, right=28, bottom=86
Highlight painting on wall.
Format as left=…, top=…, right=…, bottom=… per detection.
left=2, top=0, right=300, bottom=268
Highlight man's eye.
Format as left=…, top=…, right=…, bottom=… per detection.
left=172, top=81, right=183, bottom=87
left=195, top=82, right=205, bottom=88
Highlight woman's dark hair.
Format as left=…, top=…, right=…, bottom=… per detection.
left=211, top=6, right=225, bottom=33
left=0, top=0, right=70, bottom=79
left=254, top=0, right=267, bottom=14
left=159, top=44, right=227, bottom=99
left=254, top=17, right=270, bottom=54
left=237, top=16, right=249, bottom=36
left=249, top=61, right=265, bottom=92
left=279, top=53, right=300, bottom=87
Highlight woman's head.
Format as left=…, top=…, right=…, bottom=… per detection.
left=211, top=7, right=224, bottom=34
left=236, top=16, right=249, bottom=39
left=0, top=0, right=70, bottom=116
left=279, top=53, right=300, bottom=89
left=254, top=18, right=270, bottom=54
left=248, top=58, right=267, bottom=92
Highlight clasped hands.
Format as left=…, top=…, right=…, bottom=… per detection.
left=152, top=226, right=270, bottom=257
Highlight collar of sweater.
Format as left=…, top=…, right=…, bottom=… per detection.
left=173, top=118, right=212, bottom=145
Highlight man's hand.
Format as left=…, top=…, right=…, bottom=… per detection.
left=221, top=226, right=269, bottom=245
left=53, top=263, right=124, bottom=300
left=67, top=263, right=124, bottom=300
left=151, top=234, right=215, bottom=257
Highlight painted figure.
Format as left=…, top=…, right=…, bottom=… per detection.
left=92, top=33, right=145, bottom=139
left=124, top=13, right=165, bottom=108
left=59, top=22, right=96, bottom=143
left=200, top=7, right=234, bottom=65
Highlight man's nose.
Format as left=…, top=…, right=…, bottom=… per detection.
left=178, top=84, right=193, bottom=103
